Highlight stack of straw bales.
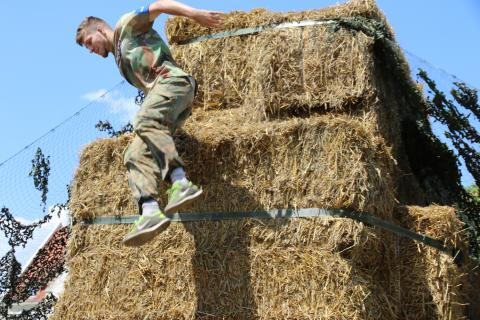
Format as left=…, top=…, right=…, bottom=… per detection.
left=52, top=0, right=477, bottom=319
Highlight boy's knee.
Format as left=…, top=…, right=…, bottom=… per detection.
left=132, top=112, right=153, bottom=133
left=132, top=106, right=152, bottom=131
left=132, top=114, right=142, bottom=132
left=123, top=144, right=136, bottom=166
left=123, top=137, right=146, bottom=166
left=133, top=117, right=171, bottom=136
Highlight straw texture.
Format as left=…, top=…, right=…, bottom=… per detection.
left=70, top=109, right=396, bottom=222
left=395, top=206, right=474, bottom=320
left=168, top=23, right=376, bottom=118
left=53, top=218, right=391, bottom=320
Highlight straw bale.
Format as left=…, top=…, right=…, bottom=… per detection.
left=165, top=1, right=389, bottom=117
left=53, top=216, right=391, bottom=320
left=169, top=24, right=376, bottom=117
left=395, top=205, right=473, bottom=320
left=70, top=109, right=396, bottom=222
left=245, top=26, right=376, bottom=118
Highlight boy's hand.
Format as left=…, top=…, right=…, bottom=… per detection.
left=153, top=65, right=170, bottom=78
left=192, top=10, right=225, bottom=28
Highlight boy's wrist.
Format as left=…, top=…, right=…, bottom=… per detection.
left=186, top=8, right=198, bottom=19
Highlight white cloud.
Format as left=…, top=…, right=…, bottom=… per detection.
left=83, top=89, right=138, bottom=123
left=82, top=89, right=108, bottom=101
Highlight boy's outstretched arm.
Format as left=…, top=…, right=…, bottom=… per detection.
left=148, top=0, right=224, bottom=28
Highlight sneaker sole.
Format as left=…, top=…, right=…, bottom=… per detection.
left=123, top=219, right=171, bottom=247
left=164, top=188, right=203, bottom=214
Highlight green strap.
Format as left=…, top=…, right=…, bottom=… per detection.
left=79, top=208, right=460, bottom=260
left=177, top=20, right=337, bottom=45
left=176, top=16, right=394, bottom=46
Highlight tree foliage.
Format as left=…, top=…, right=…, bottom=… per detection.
left=29, top=148, right=51, bottom=211
left=418, top=70, right=480, bottom=186
left=95, top=120, right=133, bottom=137
left=465, top=185, right=479, bottom=203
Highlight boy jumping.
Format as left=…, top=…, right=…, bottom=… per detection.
left=76, top=1, right=224, bottom=246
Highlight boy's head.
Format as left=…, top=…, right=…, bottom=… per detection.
left=76, top=16, right=113, bottom=58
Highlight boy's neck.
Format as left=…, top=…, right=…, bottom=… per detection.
left=105, top=29, right=115, bottom=53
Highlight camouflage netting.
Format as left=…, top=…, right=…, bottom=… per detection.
left=51, top=0, right=479, bottom=319
left=0, top=147, right=67, bottom=319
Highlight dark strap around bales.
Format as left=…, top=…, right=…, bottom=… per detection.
left=177, top=20, right=337, bottom=45
left=176, top=16, right=392, bottom=46
left=79, top=207, right=462, bottom=262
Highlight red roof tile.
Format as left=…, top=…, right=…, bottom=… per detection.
left=12, top=226, right=69, bottom=302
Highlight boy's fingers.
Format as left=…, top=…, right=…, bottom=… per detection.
left=210, top=12, right=225, bottom=19
left=153, top=66, right=170, bottom=77
left=210, top=13, right=225, bottom=26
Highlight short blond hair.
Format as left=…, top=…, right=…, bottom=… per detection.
left=76, top=16, right=109, bottom=46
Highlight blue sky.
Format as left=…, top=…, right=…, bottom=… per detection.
left=0, top=0, right=479, bottom=163
left=0, top=1, right=479, bottom=231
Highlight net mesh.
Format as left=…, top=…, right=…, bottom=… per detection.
left=0, top=81, right=138, bottom=223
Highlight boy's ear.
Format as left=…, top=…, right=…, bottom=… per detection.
left=97, top=25, right=106, bottom=36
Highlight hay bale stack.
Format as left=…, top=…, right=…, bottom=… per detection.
left=70, top=109, right=396, bottom=221
left=60, top=100, right=402, bottom=319
left=52, top=0, right=477, bottom=319
left=165, top=0, right=390, bottom=117
left=58, top=115, right=474, bottom=319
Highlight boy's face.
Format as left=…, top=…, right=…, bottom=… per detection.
left=82, top=28, right=109, bottom=58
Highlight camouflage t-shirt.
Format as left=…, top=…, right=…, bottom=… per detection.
left=113, top=6, right=190, bottom=93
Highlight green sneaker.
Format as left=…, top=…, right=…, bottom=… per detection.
left=122, top=211, right=171, bottom=247
left=164, top=181, right=203, bottom=214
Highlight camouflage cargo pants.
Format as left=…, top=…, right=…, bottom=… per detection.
left=123, top=76, right=195, bottom=205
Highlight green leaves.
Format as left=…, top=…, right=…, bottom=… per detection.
left=465, top=184, right=479, bottom=203
left=95, top=120, right=133, bottom=137
left=29, top=148, right=51, bottom=211
left=418, top=70, right=480, bottom=186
